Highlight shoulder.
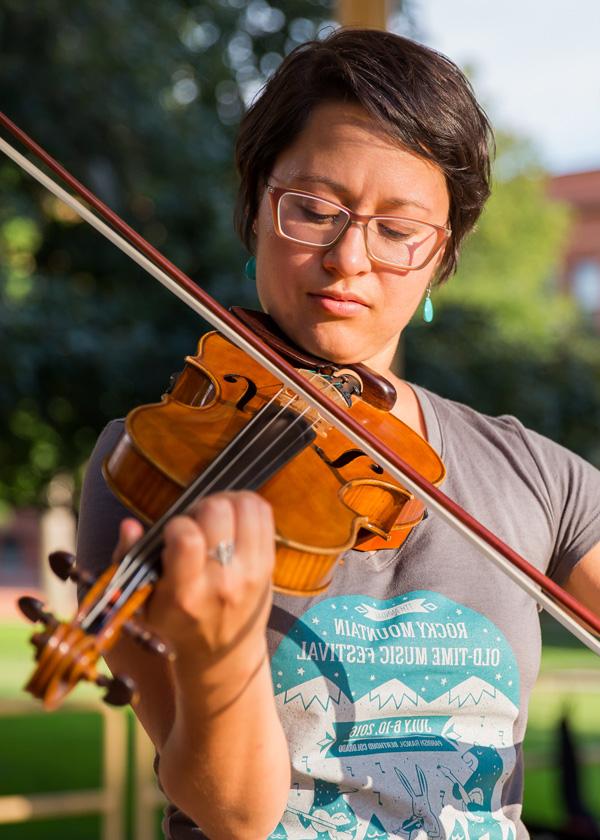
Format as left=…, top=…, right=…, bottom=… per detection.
left=80, top=419, right=128, bottom=518
left=419, top=385, right=530, bottom=440
left=416, top=386, right=600, bottom=581
left=417, top=385, right=588, bottom=477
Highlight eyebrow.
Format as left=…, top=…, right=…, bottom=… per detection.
left=292, top=174, right=433, bottom=214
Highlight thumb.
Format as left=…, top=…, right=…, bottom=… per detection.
left=112, top=517, right=144, bottom=563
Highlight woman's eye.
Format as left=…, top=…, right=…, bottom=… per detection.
left=303, top=207, right=339, bottom=224
left=377, top=222, right=412, bottom=240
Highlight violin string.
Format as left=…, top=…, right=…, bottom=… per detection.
left=82, top=376, right=334, bottom=628
left=101, top=391, right=305, bottom=604
left=103, top=401, right=321, bottom=620
left=99, top=375, right=341, bottom=622
left=86, top=384, right=330, bottom=629
left=105, top=385, right=292, bottom=590
left=108, top=384, right=318, bottom=600
left=174, top=377, right=321, bottom=501
left=83, top=384, right=302, bottom=626
left=98, top=373, right=343, bottom=624
left=110, top=404, right=324, bottom=617
left=83, top=384, right=297, bottom=626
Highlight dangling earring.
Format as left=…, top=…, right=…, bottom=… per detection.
left=244, top=256, right=256, bottom=281
left=423, top=284, right=434, bottom=323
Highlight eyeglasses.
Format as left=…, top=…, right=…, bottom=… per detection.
left=266, top=184, right=450, bottom=271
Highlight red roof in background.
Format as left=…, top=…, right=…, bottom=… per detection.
left=549, top=169, right=600, bottom=208
left=547, top=169, right=600, bottom=283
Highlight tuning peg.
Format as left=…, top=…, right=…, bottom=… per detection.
left=96, top=673, right=137, bottom=707
left=18, top=596, right=55, bottom=626
left=48, top=551, right=96, bottom=589
left=123, top=620, right=174, bottom=659
left=48, top=550, right=76, bottom=580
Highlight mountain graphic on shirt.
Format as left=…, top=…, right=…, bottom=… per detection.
left=284, top=676, right=343, bottom=711
left=363, top=812, right=389, bottom=838
left=446, top=677, right=498, bottom=709
left=363, top=678, right=420, bottom=711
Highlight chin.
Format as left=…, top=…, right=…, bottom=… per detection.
left=268, top=309, right=373, bottom=365
left=301, top=329, right=370, bottom=366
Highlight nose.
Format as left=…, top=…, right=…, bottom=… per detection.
left=321, top=221, right=372, bottom=277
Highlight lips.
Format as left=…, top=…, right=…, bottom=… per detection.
left=309, top=290, right=370, bottom=307
left=308, top=290, right=370, bottom=317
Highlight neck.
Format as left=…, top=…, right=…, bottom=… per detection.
left=360, top=339, right=426, bottom=438
left=383, top=370, right=427, bottom=440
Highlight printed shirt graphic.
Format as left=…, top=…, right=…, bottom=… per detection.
left=268, top=591, right=519, bottom=840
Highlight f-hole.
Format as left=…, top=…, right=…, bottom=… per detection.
left=314, top=446, right=384, bottom=474
left=224, top=374, right=258, bottom=411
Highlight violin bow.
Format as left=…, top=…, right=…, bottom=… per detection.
left=2, top=111, right=599, bottom=656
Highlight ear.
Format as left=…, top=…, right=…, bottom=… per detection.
left=394, top=767, right=414, bottom=795
left=416, top=765, right=428, bottom=793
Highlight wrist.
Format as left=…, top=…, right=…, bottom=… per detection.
left=172, top=635, right=270, bottom=716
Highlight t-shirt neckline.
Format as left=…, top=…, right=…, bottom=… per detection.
left=407, top=383, right=444, bottom=457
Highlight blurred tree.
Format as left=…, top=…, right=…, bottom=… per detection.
left=2, top=0, right=597, bottom=514
left=0, top=0, right=409, bottom=510
left=405, top=133, right=600, bottom=464
left=439, top=132, right=575, bottom=349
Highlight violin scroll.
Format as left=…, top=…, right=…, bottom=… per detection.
left=19, top=551, right=172, bottom=709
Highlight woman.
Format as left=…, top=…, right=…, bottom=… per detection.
left=77, top=28, right=600, bottom=840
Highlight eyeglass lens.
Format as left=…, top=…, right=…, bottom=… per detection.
left=277, top=192, right=440, bottom=268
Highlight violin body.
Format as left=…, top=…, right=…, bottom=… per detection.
left=105, top=330, right=446, bottom=594
left=21, top=328, right=445, bottom=709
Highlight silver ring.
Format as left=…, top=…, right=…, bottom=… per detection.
left=208, top=540, right=235, bottom=566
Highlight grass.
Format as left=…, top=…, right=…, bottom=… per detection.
left=524, top=691, right=600, bottom=827
left=0, top=816, right=102, bottom=840
left=0, top=622, right=163, bottom=840
left=1, top=617, right=599, bottom=838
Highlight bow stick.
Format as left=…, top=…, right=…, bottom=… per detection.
left=1, top=111, right=599, bottom=656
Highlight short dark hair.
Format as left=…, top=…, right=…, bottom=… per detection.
left=234, top=28, right=494, bottom=284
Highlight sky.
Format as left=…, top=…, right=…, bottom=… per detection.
left=405, top=0, right=600, bottom=175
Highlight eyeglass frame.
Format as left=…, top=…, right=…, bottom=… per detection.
left=266, top=184, right=451, bottom=271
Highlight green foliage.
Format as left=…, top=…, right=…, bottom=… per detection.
left=0, top=0, right=346, bottom=507
left=1, top=1, right=597, bottom=509
left=405, top=133, right=600, bottom=464
left=439, top=132, right=575, bottom=349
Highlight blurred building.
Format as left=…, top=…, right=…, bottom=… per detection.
left=549, top=169, right=600, bottom=322
left=0, top=475, right=77, bottom=619
left=0, top=509, right=41, bottom=618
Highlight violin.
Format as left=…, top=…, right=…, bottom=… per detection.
left=2, top=112, right=600, bottom=713
left=21, top=310, right=446, bottom=710
left=103, top=308, right=447, bottom=587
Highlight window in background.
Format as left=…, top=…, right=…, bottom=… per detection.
left=1, top=535, right=22, bottom=581
left=572, top=259, right=600, bottom=313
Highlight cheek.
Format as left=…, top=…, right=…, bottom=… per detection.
left=255, top=234, right=296, bottom=316
left=377, top=269, right=432, bottom=329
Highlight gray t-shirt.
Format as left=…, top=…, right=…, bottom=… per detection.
left=76, top=386, right=600, bottom=840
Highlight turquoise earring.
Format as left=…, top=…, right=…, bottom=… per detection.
left=244, top=256, right=256, bottom=281
left=423, top=284, right=434, bottom=323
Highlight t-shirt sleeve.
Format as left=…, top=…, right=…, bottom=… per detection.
left=76, top=420, right=134, bottom=580
left=516, top=422, right=600, bottom=584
